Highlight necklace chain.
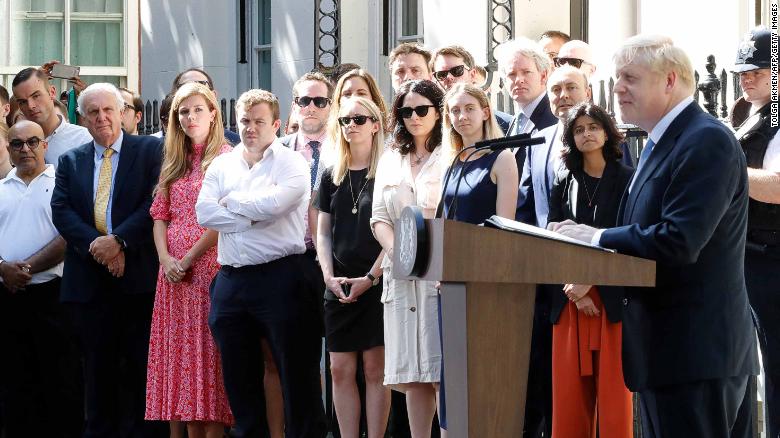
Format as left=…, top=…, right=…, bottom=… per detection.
left=581, top=172, right=602, bottom=208
left=348, top=169, right=370, bottom=214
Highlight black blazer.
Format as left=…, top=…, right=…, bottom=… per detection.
left=547, top=160, right=634, bottom=324
left=508, top=94, right=557, bottom=173
left=600, top=103, right=758, bottom=391
left=51, top=133, right=163, bottom=303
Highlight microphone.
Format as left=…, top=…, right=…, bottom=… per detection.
left=437, top=135, right=545, bottom=219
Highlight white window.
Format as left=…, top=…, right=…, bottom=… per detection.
left=0, top=0, right=139, bottom=93
left=251, top=0, right=271, bottom=90
left=394, top=0, right=423, bottom=44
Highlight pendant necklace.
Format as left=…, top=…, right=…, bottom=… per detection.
left=410, top=149, right=426, bottom=167
left=348, top=170, right=369, bottom=214
left=581, top=172, right=602, bottom=208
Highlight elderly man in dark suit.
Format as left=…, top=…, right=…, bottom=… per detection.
left=51, top=83, right=164, bottom=438
left=552, top=34, right=757, bottom=438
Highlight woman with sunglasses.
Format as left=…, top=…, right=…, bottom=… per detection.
left=145, top=82, right=233, bottom=438
left=315, top=97, right=390, bottom=438
left=371, top=79, right=445, bottom=437
left=546, top=102, right=633, bottom=438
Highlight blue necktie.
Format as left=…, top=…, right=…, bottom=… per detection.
left=636, top=138, right=655, bottom=173
left=309, top=141, right=320, bottom=190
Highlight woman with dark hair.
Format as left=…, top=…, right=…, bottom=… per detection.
left=547, top=102, right=634, bottom=438
left=371, top=79, right=444, bottom=437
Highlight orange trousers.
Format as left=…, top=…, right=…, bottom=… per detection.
left=551, top=287, right=633, bottom=438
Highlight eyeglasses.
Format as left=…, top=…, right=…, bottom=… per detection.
left=295, top=96, right=332, bottom=108
left=178, top=80, right=213, bottom=90
left=8, top=137, right=42, bottom=151
left=123, top=103, right=136, bottom=112
left=398, top=105, right=436, bottom=119
left=338, top=115, right=377, bottom=126
left=554, top=57, right=586, bottom=69
left=433, top=65, right=469, bottom=82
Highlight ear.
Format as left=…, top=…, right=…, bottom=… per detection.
left=48, top=85, right=57, bottom=100
left=586, top=84, right=592, bottom=101
left=134, top=111, right=142, bottom=124
left=665, top=71, right=677, bottom=92
left=481, top=106, right=490, bottom=122
left=540, top=68, right=549, bottom=86
left=272, top=119, right=282, bottom=132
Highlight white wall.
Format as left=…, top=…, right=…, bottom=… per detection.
left=272, top=0, right=315, bottom=127
left=139, top=0, right=238, bottom=103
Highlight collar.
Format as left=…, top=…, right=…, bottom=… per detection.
left=519, top=92, right=547, bottom=118
left=648, top=96, right=694, bottom=144
left=3, top=164, right=55, bottom=185
left=294, top=131, right=327, bottom=149
left=46, top=115, right=67, bottom=140
left=235, top=138, right=281, bottom=164
left=94, top=131, right=124, bottom=158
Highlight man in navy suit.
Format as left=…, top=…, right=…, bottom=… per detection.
left=51, top=83, right=164, bottom=437
left=552, top=35, right=757, bottom=438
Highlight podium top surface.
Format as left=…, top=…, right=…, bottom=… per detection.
left=394, top=218, right=655, bottom=287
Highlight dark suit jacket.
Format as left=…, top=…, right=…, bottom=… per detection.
left=51, top=133, right=163, bottom=303
left=547, top=160, right=634, bottom=324
left=495, top=110, right=512, bottom=134
left=508, top=94, right=558, bottom=173
left=599, top=102, right=758, bottom=391
left=516, top=122, right=562, bottom=227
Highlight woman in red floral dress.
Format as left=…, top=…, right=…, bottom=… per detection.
left=145, top=82, right=233, bottom=437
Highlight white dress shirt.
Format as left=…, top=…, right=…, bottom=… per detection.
left=196, top=140, right=311, bottom=267
left=513, top=91, right=547, bottom=135
left=0, top=165, right=63, bottom=284
left=45, top=115, right=93, bottom=169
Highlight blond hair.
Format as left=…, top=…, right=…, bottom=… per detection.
left=327, top=69, right=389, bottom=153
left=442, top=83, right=503, bottom=163
left=156, top=82, right=226, bottom=195
left=613, top=34, right=695, bottom=94
left=328, top=97, right=385, bottom=186
left=235, top=89, right=280, bottom=121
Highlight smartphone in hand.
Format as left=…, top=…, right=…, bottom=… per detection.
left=342, top=283, right=351, bottom=298
left=51, top=63, right=80, bottom=79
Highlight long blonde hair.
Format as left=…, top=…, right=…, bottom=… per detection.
left=156, top=82, right=226, bottom=195
left=442, top=83, right=503, bottom=163
left=329, top=97, right=385, bottom=186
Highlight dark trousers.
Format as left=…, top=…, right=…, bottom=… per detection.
left=639, top=375, right=753, bottom=438
left=523, top=288, right=552, bottom=438
left=745, top=249, right=780, bottom=438
left=208, top=255, right=326, bottom=438
left=67, top=291, right=162, bottom=438
left=0, top=279, right=83, bottom=438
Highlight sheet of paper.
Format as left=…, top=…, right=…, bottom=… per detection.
left=483, top=215, right=616, bottom=253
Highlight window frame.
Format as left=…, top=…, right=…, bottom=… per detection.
left=0, top=0, right=139, bottom=92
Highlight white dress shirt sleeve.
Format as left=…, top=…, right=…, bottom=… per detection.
left=222, top=153, right=310, bottom=222
left=196, top=159, right=253, bottom=233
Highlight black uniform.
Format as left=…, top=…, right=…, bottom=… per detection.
left=736, top=100, right=780, bottom=438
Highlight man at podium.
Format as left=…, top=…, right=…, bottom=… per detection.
left=550, top=35, right=758, bottom=438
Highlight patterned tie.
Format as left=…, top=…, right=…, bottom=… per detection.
left=94, top=148, right=114, bottom=234
left=309, top=140, right=320, bottom=190
left=514, top=112, right=528, bottom=135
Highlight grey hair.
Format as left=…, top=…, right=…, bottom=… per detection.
left=77, top=83, right=125, bottom=116
left=496, top=37, right=552, bottom=77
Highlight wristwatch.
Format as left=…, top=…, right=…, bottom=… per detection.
left=113, top=234, right=127, bottom=250
left=366, top=272, right=380, bottom=286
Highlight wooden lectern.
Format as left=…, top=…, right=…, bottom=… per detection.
left=393, top=213, right=655, bottom=437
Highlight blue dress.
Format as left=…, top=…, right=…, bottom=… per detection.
left=439, top=150, right=501, bottom=428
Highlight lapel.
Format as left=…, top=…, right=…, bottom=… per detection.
left=78, top=142, right=97, bottom=214
left=529, top=94, right=549, bottom=130
left=624, top=102, right=701, bottom=222
left=112, top=135, right=137, bottom=207
left=593, top=161, right=619, bottom=226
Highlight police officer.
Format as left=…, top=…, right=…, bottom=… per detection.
left=732, top=26, right=780, bottom=438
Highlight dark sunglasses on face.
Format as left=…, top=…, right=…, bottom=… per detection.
left=295, top=96, right=332, bottom=108
left=8, top=137, right=42, bottom=151
left=554, top=57, right=585, bottom=68
left=179, top=79, right=213, bottom=90
left=398, top=105, right=436, bottom=119
left=433, top=64, right=469, bottom=81
left=338, top=115, right=377, bottom=126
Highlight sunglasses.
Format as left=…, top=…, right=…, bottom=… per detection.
left=433, top=64, right=469, bottom=81
left=9, top=137, right=42, bottom=151
left=398, top=105, right=436, bottom=119
left=554, top=57, right=585, bottom=69
left=338, top=115, right=377, bottom=126
left=179, top=79, right=213, bottom=90
left=295, top=96, right=332, bottom=109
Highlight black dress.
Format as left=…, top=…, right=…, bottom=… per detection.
left=314, top=167, right=384, bottom=352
